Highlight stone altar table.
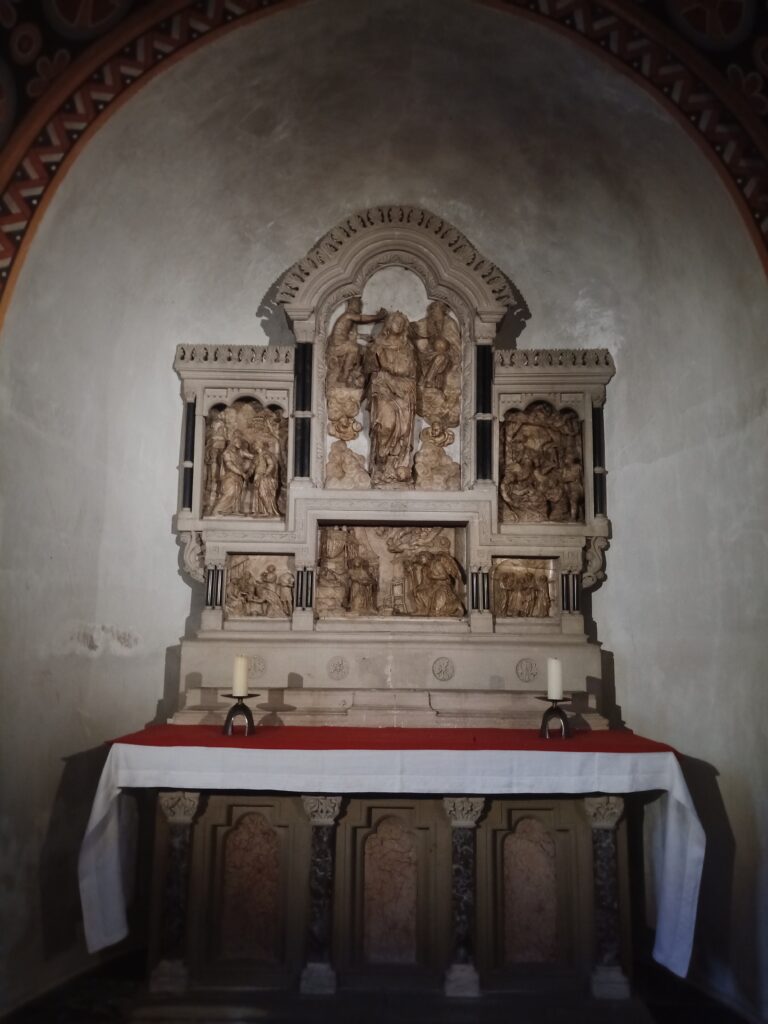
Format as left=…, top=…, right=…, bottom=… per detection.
left=78, top=725, right=704, bottom=998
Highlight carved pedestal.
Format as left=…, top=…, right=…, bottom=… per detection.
left=300, top=795, right=343, bottom=995
left=443, top=796, right=485, bottom=997
left=150, top=791, right=200, bottom=994
left=584, top=796, right=631, bottom=1000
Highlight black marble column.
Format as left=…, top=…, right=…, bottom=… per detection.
left=443, top=797, right=485, bottom=997
left=181, top=399, right=196, bottom=511
left=584, top=795, right=630, bottom=999
left=300, top=795, right=342, bottom=994
left=150, top=791, right=201, bottom=993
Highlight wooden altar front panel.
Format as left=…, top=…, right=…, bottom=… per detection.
left=148, top=793, right=629, bottom=993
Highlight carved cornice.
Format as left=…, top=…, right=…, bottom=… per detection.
left=174, top=345, right=294, bottom=369
left=495, top=349, right=615, bottom=370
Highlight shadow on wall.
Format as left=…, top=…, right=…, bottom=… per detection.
left=149, top=534, right=210, bottom=727
left=679, top=756, right=750, bottom=1010
left=38, top=745, right=110, bottom=958
left=256, top=279, right=297, bottom=346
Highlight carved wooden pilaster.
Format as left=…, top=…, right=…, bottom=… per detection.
left=300, top=795, right=343, bottom=995
left=443, top=797, right=485, bottom=998
left=150, top=790, right=201, bottom=994
left=584, top=795, right=630, bottom=999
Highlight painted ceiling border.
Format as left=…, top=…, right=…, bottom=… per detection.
left=0, top=0, right=766, bottom=328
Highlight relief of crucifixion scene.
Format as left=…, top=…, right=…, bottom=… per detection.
left=202, top=398, right=287, bottom=518
left=224, top=554, right=295, bottom=619
left=491, top=557, right=557, bottom=619
left=315, top=525, right=466, bottom=619
left=499, top=401, right=584, bottom=524
left=323, top=277, right=462, bottom=491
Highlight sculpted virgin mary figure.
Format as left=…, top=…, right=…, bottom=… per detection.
left=363, top=310, right=418, bottom=486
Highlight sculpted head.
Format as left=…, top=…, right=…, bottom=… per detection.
left=384, top=310, right=408, bottom=336
left=427, top=300, right=449, bottom=328
left=347, top=296, right=363, bottom=314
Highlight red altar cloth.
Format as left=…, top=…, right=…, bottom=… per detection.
left=113, top=723, right=675, bottom=755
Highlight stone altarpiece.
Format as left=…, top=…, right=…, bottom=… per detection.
left=173, top=207, right=614, bottom=730
left=159, top=208, right=625, bottom=998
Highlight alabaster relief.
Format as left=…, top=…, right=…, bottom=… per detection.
left=492, top=558, right=557, bottom=619
left=316, top=525, right=465, bottom=618
left=499, top=401, right=584, bottom=524
left=203, top=398, right=286, bottom=518
left=324, top=299, right=461, bottom=491
left=225, top=554, right=294, bottom=619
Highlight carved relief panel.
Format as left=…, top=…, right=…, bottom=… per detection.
left=224, top=554, right=295, bottom=620
left=499, top=401, right=584, bottom=524
left=323, top=295, right=462, bottom=492
left=316, top=524, right=466, bottom=619
left=492, top=558, right=557, bottom=619
left=203, top=397, right=287, bottom=518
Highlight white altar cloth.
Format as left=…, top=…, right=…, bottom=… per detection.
left=78, top=734, right=704, bottom=977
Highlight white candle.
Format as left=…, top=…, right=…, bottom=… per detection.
left=232, top=655, right=249, bottom=697
left=547, top=657, right=563, bottom=700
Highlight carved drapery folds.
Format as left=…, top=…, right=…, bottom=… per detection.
left=323, top=300, right=463, bottom=490
left=316, top=525, right=465, bottom=619
left=203, top=397, right=286, bottom=518
left=500, top=401, right=584, bottom=524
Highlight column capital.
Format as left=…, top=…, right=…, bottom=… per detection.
left=443, top=797, right=485, bottom=829
left=584, top=795, right=624, bottom=830
left=302, top=795, right=343, bottom=826
left=158, top=790, right=200, bottom=826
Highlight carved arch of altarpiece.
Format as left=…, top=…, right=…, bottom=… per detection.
left=275, top=205, right=531, bottom=489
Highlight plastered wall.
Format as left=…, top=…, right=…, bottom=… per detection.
left=0, top=0, right=766, bottom=1017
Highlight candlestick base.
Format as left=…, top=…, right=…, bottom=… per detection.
left=221, top=693, right=259, bottom=736
left=538, top=697, right=572, bottom=739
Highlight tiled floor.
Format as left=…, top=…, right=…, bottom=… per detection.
left=5, top=954, right=750, bottom=1024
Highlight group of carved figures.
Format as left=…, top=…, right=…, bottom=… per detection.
left=203, top=402, right=283, bottom=518
left=495, top=568, right=553, bottom=618
left=316, top=526, right=465, bottom=618
left=500, top=402, right=584, bottom=523
left=226, top=558, right=295, bottom=618
left=325, top=299, right=461, bottom=490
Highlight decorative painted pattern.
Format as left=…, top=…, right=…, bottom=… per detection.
left=0, top=0, right=767, bottom=314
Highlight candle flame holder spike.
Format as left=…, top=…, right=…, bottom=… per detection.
left=221, top=692, right=258, bottom=736
left=537, top=697, right=572, bottom=739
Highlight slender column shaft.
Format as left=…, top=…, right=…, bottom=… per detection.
left=584, top=795, right=630, bottom=999
left=151, top=791, right=200, bottom=994
left=443, top=797, right=485, bottom=997
left=300, top=796, right=342, bottom=995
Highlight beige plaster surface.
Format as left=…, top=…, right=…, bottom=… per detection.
left=0, top=0, right=766, bottom=1017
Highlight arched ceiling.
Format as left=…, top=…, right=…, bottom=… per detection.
left=0, top=0, right=766, bottom=319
